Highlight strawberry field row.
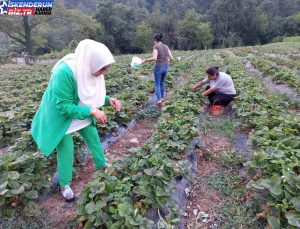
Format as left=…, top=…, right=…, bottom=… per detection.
left=0, top=53, right=194, bottom=217
left=74, top=51, right=220, bottom=228
left=221, top=50, right=300, bottom=228
left=230, top=43, right=300, bottom=94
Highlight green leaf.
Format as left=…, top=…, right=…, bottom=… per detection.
left=0, top=189, right=8, bottom=195
left=105, top=182, right=113, bottom=193
left=272, top=150, right=285, bottom=158
left=0, top=196, right=5, bottom=205
left=0, top=181, right=8, bottom=190
left=269, top=185, right=282, bottom=196
left=85, top=202, right=96, bottom=214
left=267, top=217, right=281, bottom=229
left=266, top=147, right=277, bottom=154
left=89, top=181, right=105, bottom=198
left=95, top=200, right=106, bottom=209
left=118, top=203, right=131, bottom=217
left=8, top=171, right=20, bottom=180
left=286, top=211, right=300, bottom=227
left=26, top=190, right=38, bottom=199
left=127, top=217, right=139, bottom=226
left=154, top=170, right=163, bottom=177
left=144, top=168, right=155, bottom=176
left=270, top=176, right=281, bottom=186
left=291, top=197, right=300, bottom=211
left=10, top=186, right=25, bottom=195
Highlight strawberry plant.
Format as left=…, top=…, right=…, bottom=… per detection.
left=221, top=49, right=300, bottom=228
left=1, top=41, right=300, bottom=227
left=75, top=53, right=208, bottom=227
left=0, top=52, right=195, bottom=217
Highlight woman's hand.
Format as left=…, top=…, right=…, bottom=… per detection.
left=141, top=59, right=147, bottom=64
left=191, top=85, right=198, bottom=91
left=92, top=109, right=107, bottom=125
left=109, top=98, right=122, bottom=112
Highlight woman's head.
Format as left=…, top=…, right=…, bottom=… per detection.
left=75, top=39, right=115, bottom=77
left=206, top=66, right=219, bottom=80
left=153, top=33, right=163, bottom=44
left=92, top=65, right=110, bottom=76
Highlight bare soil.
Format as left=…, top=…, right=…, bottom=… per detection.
left=183, top=130, right=233, bottom=228
left=201, top=132, right=233, bottom=156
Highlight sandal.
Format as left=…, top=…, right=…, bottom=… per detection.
left=156, top=100, right=163, bottom=107
left=60, top=185, right=76, bottom=203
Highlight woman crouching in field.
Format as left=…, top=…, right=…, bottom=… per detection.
left=31, top=39, right=121, bottom=202
left=192, top=66, right=236, bottom=106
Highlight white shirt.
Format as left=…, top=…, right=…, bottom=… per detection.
left=66, top=119, right=91, bottom=134
left=66, top=101, right=92, bottom=134
left=203, top=72, right=236, bottom=95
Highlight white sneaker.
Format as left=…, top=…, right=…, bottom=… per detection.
left=60, top=185, right=75, bottom=202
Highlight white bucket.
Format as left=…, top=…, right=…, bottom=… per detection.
left=131, top=56, right=142, bottom=69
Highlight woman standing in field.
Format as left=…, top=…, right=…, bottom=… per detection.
left=142, top=33, right=173, bottom=106
left=192, top=66, right=236, bottom=106
left=31, top=39, right=121, bottom=202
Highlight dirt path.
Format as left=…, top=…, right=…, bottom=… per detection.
left=183, top=131, right=233, bottom=228
left=40, top=119, right=157, bottom=228
left=245, top=61, right=300, bottom=104
left=182, top=51, right=299, bottom=228
left=182, top=92, right=258, bottom=227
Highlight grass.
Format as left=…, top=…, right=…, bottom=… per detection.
left=201, top=116, right=237, bottom=140
left=197, top=115, right=262, bottom=228
left=283, top=36, right=300, bottom=42
left=0, top=211, right=51, bottom=229
left=198, top=151, right=262, bottom=229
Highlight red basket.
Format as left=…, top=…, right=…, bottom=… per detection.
left=209, top=100, right=224, bottom=116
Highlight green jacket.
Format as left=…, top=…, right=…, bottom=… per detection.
left=31, top=63, right=110, bottom=157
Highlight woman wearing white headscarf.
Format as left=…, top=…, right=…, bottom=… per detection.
left=31, top=39, right=121, bottom=202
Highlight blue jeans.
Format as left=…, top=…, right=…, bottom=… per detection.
left=154, top=64, right=169, bottom=101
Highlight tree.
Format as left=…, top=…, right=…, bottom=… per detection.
left=2, top=0, right=300, bottom=54
left=133, top=22, right=153, bottom=53
left=0, top=16, right=44, bottom=55
left=222, top=32, right=243, bottom=48
left=285, top=12, right=300, bottom=35
left=196, top=23, right=214, bottom=49
left=178, top=10, right=201, bottom=50
left=258, top=0, right=300, bottom=18
left=95, top=0, right=149, bottom=53
left=147, top=4, right=178, bottom=49
left=209, top=0, right=273, bottom=46
left=0, top=0, right=101, bottom=55
left=253, top=9, right=271, bottom=44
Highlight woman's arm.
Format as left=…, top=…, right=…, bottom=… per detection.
left=142, top=49, right=158, bottom=64
left=192, top=81, right=206, bottom=91
left=52, top=69, right=92, bottom=120
left=108, top=97, right=122, bottom=111
left=202, top=87, right=217, bottom=96
left=104, top=96, right=121, bottom=111
left=168, top=48, right=173, bottom=61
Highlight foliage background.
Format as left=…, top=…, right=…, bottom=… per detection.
left=0, top=0, right=299, bottom=55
